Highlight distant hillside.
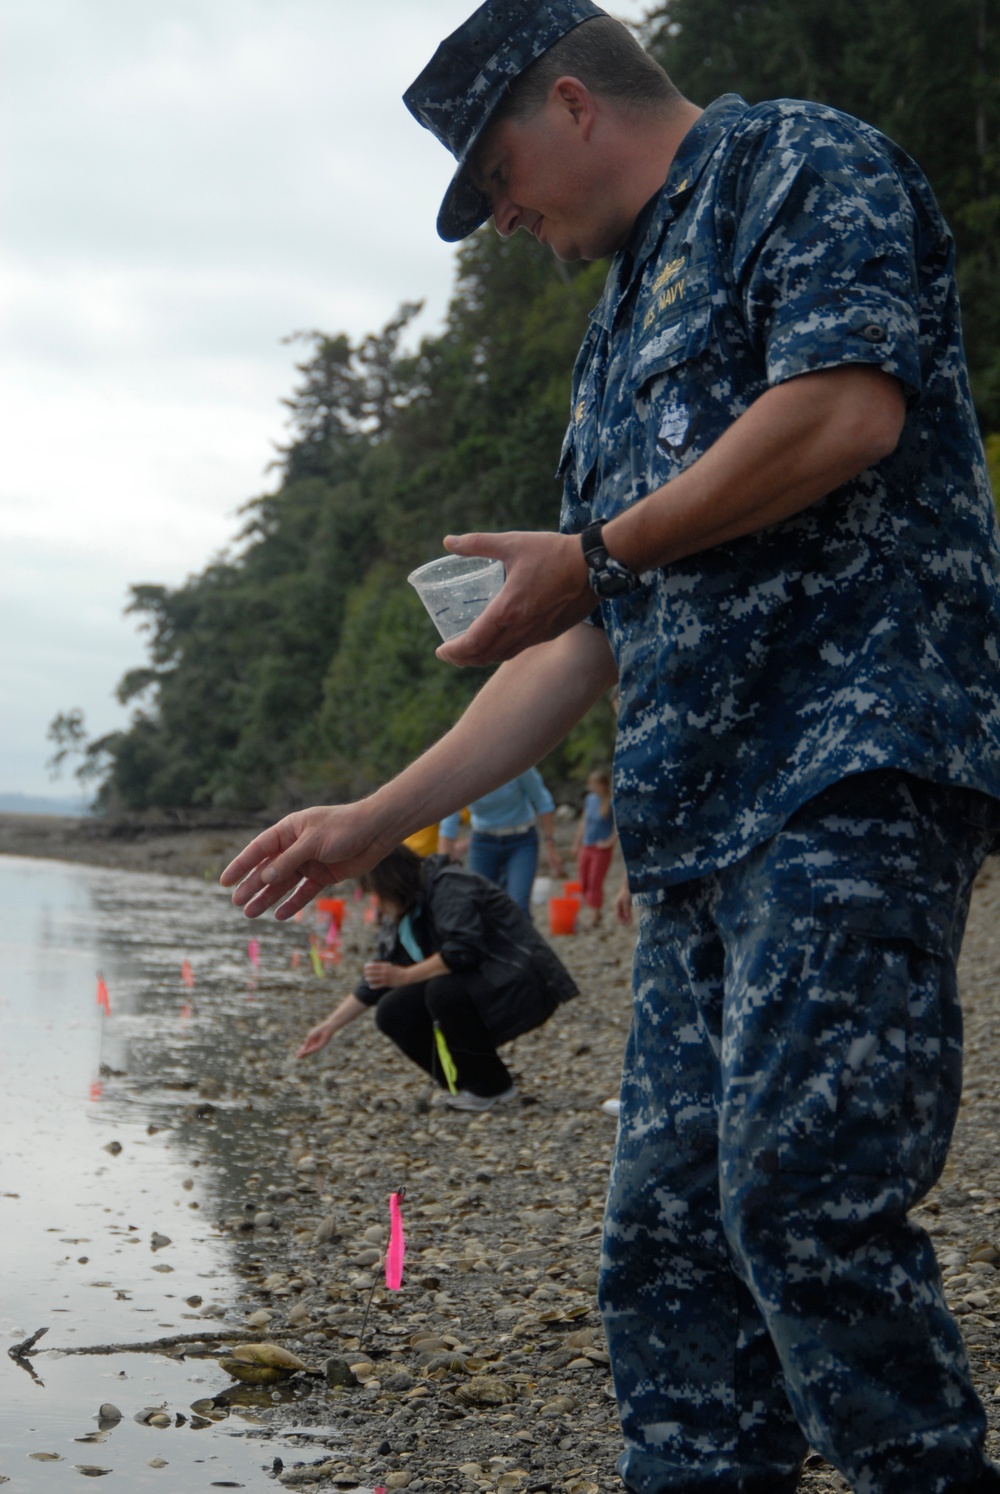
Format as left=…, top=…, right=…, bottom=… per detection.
left=0, top=792, right=92, bottom=818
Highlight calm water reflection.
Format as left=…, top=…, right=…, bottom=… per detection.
left=0, top=854, right=325, bottom=1491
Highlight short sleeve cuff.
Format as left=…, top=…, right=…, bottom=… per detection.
left=764, top=293, right=922, bottom=396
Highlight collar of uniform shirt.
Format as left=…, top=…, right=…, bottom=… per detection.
left=615, top=93, right=751, bottom=311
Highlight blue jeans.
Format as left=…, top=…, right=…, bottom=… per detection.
left=602, top=772, right=1000, bottom=1494
left=466, top=827, right=538, bottom=914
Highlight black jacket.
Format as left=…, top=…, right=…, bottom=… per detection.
left=354, top=856, right=578, bottom=1044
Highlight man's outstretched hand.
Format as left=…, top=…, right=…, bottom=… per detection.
left=435, top=530, right=594, bottom=667
left=220, top=803, right=391, bottom=919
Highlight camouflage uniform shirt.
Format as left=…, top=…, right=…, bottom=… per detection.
left=559, top=93, right=1000, bottom=903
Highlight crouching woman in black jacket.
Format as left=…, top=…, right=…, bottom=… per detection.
left=296, top=845, right=577, bottom=1111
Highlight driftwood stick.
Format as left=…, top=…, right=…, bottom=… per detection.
left=8, top=1326, right=48, bottom=1360
left=11, top=1328, right=245, bottom=1359
left=8, top=1327, right=49, bottom=1383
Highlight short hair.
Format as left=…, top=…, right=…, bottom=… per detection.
left=496, top=15, right=680, bottom=124
left=359, top=845, right=424, bottom=914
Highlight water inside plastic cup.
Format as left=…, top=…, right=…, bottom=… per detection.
left=407, top=555, right=505, bottom=640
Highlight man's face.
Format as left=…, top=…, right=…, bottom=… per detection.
left=470, top=85, right=632, bottom=262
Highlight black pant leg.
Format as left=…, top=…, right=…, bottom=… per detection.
left=424, top=973, right=513, bottom=1097
left=373, top=984, right=440, bottom=1082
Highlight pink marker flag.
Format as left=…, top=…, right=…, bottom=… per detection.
left=96, top=975, right=111, bottom=1014
left=247, top=938, right=260, bottom=968
left=385, top=1191, right=405, bottom=1291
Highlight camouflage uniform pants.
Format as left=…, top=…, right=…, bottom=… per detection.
left=601, top=772, right=1000, bottom=1494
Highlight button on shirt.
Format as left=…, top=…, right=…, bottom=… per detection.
left=559, top=94, right=1000, bottom=902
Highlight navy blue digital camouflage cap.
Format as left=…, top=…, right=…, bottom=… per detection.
left=404, top=0, right=608, bottom=242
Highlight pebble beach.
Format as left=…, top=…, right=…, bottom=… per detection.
left=3, top=811, right=1000, bottom=1493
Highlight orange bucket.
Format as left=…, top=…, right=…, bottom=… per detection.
left=563, top=880, right=583, bottom=899
left=316, top=896, right=346, bottom=927
left=549, top=895, right=579, bottom=935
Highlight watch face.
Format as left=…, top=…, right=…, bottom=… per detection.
left=582, top=526, right=641, bottom=598
left=592, top=569, right=636, bottom=599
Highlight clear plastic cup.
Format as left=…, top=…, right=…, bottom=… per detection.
left=407, top=555, right=505, bottom=641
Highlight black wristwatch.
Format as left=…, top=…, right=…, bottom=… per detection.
left=580, top=522, right=643, bottom=599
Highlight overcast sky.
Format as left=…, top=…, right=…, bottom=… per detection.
left=0, top=0, right=652, bottom=802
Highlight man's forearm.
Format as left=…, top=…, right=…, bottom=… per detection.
left=604, top=365, right=905, bottom=574
left=371, top=623, right=617, bottom=846
left=435, top=367, right=906, bottom=672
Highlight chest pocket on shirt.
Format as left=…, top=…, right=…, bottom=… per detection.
left=630, top=295, right=716, bottom=470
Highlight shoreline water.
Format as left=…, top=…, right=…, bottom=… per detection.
left=2, top=826, right=999, bottom=1490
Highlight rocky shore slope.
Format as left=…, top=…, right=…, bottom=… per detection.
left=4, top=813, right=1000, bottom=1492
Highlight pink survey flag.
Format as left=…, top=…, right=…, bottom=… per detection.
left=96, top=974, right=111, bottom=1014
left=247, top=938, right=260, bottom=968
left=385, top=1191, right=406, bottom=1292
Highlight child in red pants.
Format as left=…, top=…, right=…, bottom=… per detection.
left=573, top=769, right=617, bottom=928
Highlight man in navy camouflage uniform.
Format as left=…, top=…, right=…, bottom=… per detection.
left=222, top=3, right=1000, bottom=1490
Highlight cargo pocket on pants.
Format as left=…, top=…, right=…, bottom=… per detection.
left=776, top=897, right=960, bottom=1189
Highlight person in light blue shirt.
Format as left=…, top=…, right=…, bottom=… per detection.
left=439, top=767, right=564, bottom=913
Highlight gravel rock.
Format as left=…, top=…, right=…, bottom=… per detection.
left=324, top=1357, right=359, bottom=1388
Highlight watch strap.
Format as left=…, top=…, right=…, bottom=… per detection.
left=580, top=521, right=642, bottom=596
left=581, top=521, right=609, bottom=566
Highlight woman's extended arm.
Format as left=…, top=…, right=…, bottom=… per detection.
left=296, top=993, right=368, bottom=1058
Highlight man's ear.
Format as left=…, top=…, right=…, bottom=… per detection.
left=550, top=75, right=596, bottom=139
